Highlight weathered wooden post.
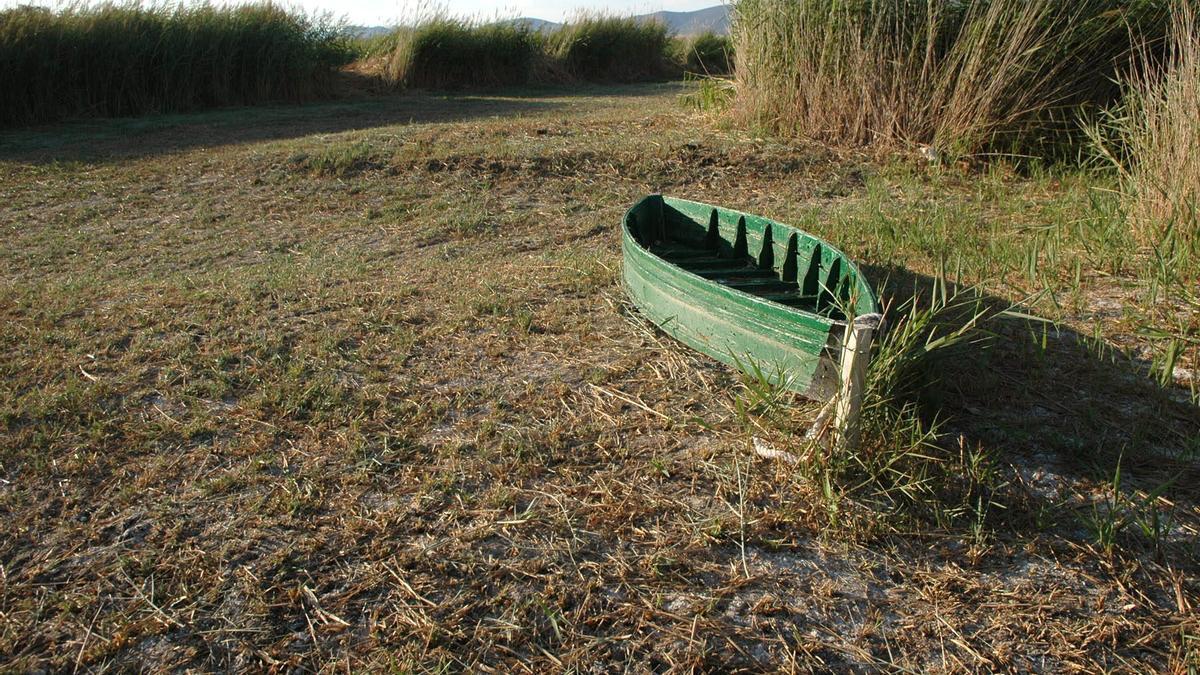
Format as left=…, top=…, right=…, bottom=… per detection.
left=834, top=313, right=883, bottom=452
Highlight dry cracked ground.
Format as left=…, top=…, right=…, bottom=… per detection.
left=1, top=83, right=1198, bottom=671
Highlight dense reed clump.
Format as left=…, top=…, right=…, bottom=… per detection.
left=548, top=16, right=672, bottom=82
left=0, top=2, right=353, bottom=128
left=1090, top=4, right=1200, bottom=247
left=372, top=15, right=676, bottom=88
left=380, top=19, right=538, bottom=89
left=676, top=31, right=733, bottom=75
left=731, top=0, right=1167, bottom=158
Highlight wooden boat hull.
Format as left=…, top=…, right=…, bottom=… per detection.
left=621, top=195, right=880, bottom=400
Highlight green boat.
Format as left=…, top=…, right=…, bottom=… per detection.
left=622, top=195, right=881, bottom=402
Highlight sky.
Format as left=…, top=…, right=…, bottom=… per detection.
left=3, top=0, right=724, bottom=26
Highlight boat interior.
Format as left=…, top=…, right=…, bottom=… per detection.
left=628, top=200, right=865, bottom=320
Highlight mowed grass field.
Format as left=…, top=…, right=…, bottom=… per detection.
left=1, top=84, right=1197, bottom=671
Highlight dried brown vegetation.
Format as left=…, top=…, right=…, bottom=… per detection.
left=1090, top=3, right=1200, bottom=247
left=731, top=0, right=1163, bottom=157
left=0, top=84, right=1197, bottom=671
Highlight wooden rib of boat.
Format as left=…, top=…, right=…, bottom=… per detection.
left=621, top=195, right=881, bottom=404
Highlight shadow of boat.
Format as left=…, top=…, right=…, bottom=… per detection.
left=859, top=263, right=1198, bottom=557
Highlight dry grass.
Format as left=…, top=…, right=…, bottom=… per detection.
left=1090, top=3, right=1200, bottom=247
left=731, top=0, right=1157, bottom=157
left=0, top=83, right=1197, bottom=670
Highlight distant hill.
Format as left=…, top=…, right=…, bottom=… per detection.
left=351, top=5, right=731, bottom=40
left=638, top=6, right=729, bottom=36
left=351, top=25, right=392, bottom=40
left=511, top=17, right=562, bottom=34
left=513, top=7, right=730, bottom=36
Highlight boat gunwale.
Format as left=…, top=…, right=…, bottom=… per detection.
left=622, top=256, right=840, bottom=398
left=624, top=243, right=835, bottom=352
left=621, top=195, right=881, bottom=327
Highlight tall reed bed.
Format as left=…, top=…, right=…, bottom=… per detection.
left=674, top=31, right=733, bottom=75
left=731, top=0, right=1165, bottom=157
left=375, top=15, right=674, bottom=89
left=380, top=19, right=537, bottom=88
left=1090, top=4, right=1200, bottom=246
left=0, top=2, right=352, bottom=127
left=548, top=16, right=672, bottom=82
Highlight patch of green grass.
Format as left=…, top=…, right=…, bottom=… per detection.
left=680, top=74, right=736, bottom=112
left=305, top=140, right=386, bottom=176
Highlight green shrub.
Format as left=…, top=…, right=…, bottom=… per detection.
left=732, top=0, right=1167, bottom=157
left=679, top=32, right=732, bottom=75
left=548, top=16, right=671, bottom=82
left=0, top=2, right=353, bottom=128
left=382, top=19, right=537, bottom=89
